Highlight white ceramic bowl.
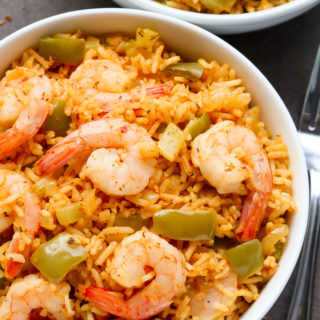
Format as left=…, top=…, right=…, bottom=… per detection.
left=0, top=8, right=308, bottom=319
left=113, top=0, right=320, bottom=34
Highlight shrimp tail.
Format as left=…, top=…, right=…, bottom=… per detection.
left=146, top=84, right=173, bottom=96
left=37, top=139, right=83, bottom=175
left=5, top=232, right=30, bottom=278
left=0, top=100, right=49, bottom=157
left=83, top=286, right=131, bottom=319
left=0, top=128, right=27, bottom=157
left=24, top=191, right=41, bottom=236
left=237, top=191, right=269, bottom=242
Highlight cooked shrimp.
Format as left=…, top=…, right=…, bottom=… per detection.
left=0, top=170, right=40, bottom=278
left=95, top=83, right=174, bottom=112
left=0, top=67, right=52, bottom=157
left=70, top=57, right=172, bottom=111
left=83, top=230, right=187, bottom=319
left=70, top=59, right=136, bottom=94
left=191, top=120, right=272, bottom=241
left=190, top=272, right=238, bottom=320
left=37, top=118, right=157, bottom=196
left=0, top=274, right=71, bottom=320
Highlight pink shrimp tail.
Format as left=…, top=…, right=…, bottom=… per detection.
left=83, top=286, right=131, bottom=319
left=0, top=100, right=49, bottom=157
left=237, top=191, right=269, bottom=242
left=5, top=192, right=40, bottom=278
left=0, top=128, right=27, bottom=157
left=5, top=232, right=30, bottom=278
left=146, top=84, right=173, bottom=97
left=37, top=139, right=83, bottom=175
left=24, top=191, right=41, bottom=236
left=237, top=152, right=273, bottom=242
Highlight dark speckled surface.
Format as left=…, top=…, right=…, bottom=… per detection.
left=0, top=0, right=320, bottom=318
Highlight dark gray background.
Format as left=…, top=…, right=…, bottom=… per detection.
left=0, top=0, right=319, bottom=319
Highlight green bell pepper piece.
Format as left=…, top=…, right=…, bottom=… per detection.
left=32, top=177, right=58, bottom=198
left=158, top=123, right=185, bottom=162
left=187, top=113, right=211, bottom=139
left=272, top=241, right=284, bottom=262
left=85, top=38, right=100, bottom=49
left=31, top=232, right=87, bottom=283
left=152, top=209, right=217, bottom=240
left=225, top=239, right=264, bottom=279
left=165, top=62, right=204, bottom=81
left=55, top=203, right=83, bottom=226
left=115, top=215, right=149, bottom=231
left=135, top=28, right=159, bottom=48
left=39, top=37, right=85, bottom=65
left=42, top=99, right=71, bottom=137
left=200, top=0, right=236, bottom=12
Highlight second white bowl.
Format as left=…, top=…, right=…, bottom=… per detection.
left=113, top=0, right=320, bottom=34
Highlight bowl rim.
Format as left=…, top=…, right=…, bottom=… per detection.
left=113, top=0, right=320, bottom=24
left=0, top=8, right=309, bottom=320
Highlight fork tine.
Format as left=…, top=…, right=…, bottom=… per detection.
left=299, top=44, right=320, bottom=131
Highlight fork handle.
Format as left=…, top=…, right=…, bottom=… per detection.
left=286, top=169, right=320, bottom=320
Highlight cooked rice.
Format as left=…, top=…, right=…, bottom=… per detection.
left=158, top=0, right=290, bottom=14
left=0, top=29, right=296, bottom=319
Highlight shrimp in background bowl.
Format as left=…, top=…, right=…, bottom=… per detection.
left=0, top=27, right=296, bottom=320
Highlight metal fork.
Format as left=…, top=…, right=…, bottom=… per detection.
left=287, top=44, right=320, bottom=320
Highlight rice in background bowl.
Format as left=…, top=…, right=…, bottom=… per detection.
left=0, top=9, right=308, bottom=320
left=113, top=0, right=320, bottom=34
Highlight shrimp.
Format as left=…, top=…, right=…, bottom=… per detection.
left=70, top=58, right=173, bottom=111
left=70, top=59, right=136, bottom=94
left=95, top=83, right=174, bottom=112
left=191, top=120, right=272, bottom=241
left=190, top=272, right=238, bottom=320
left=0, top=67, right=52, bottom=157
left=0, top=274, right=71, bottom=320
left=0, top=170, right=40, bottom=278
left=37, top=118, right=158, bottom=196
left=83, top=230, right=187, bottom=319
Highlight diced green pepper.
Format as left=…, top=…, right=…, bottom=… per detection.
left=55, top=203, right=83, bottom=226
left=200, top=0, right=236, bottom=12
left=165, top=62, right=204, bottom=81
left=42, top=99, right=71, bottom=137
left=186, top=113, right=211, bottom=139
left=85, top=38, right=100, bottom=49
left=39, top=37, right=85, bottom=65
left=152, top=209, right=217, bottom=241
left=272, top=241, right=284, bottom=262
left=136, top=28, right=159, bottom=49
left=33, top=177, right=58, bottom=198
left=115, top=215, right=149, bottom=231
left=225, top=239, right=264, bottom=279
left=31, top=232, right=87, bottom=283
left=158, top=123, right=185, bottom=162
left=261, top=225, right=288, bottom=256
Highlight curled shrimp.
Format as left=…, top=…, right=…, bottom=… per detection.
left=83, top=230, right=187, bottom=319
left=191, top=120, right=272, bottom=241
left=0, top=274, right=71, bottom=320
left=0, top=170, right=40, bottom=278
left=70, top=58, right=173, bottom=112
left=37, top=118, right=158, bottom=196
left=70, top=59, right=137, bottom=94
left=190, top=272, right=238, bottom=320
left=95, top=83, right=174, bottom=112
left=0, top=67, right=52, bottom=157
